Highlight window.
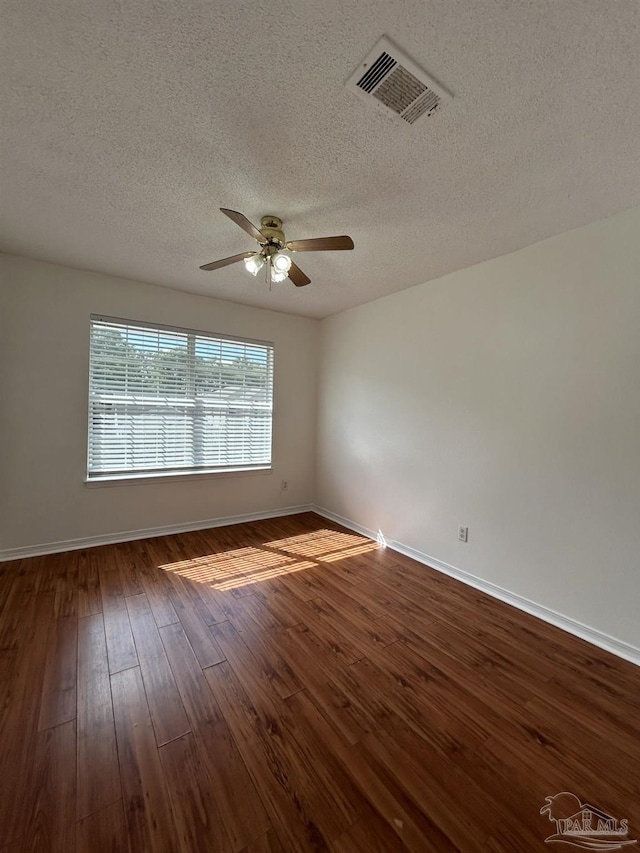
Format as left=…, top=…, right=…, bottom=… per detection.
left=88, top=316, right=273, bottom=480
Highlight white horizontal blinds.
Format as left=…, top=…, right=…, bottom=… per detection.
left=88, top=318, right=273, bottom=477
left=191, top=334, right=273, bottom=468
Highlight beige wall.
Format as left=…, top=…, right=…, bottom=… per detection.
left=0, top=255, right=319, bottom=552
left=317, top=205, right=640, bottom=649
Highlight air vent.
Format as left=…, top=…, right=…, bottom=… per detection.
left=346, top=36, right=452, bottom=125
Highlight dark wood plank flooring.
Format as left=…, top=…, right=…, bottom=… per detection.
left=0, top=512, right=638, bottom=851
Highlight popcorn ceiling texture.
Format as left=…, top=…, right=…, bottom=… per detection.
left=2, top=0, right=640, bottom=318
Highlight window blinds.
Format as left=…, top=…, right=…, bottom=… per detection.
left=88, top=317, right=274, bottom=478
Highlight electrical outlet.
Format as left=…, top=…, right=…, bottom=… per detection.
left=281, top=480, right=288, bottom=491
left=458, top=525, right=468, bottom=543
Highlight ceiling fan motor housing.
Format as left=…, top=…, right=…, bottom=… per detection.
left=260, top=215, right=285, bottom=248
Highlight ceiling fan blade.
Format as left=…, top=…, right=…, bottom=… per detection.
left=286, top=235, right=354, bottom=252
left=288, top=261, right=311, bottom=287
left=199, top=251, right=255, bottom=271
left=220, top=208, right=266, bottom=243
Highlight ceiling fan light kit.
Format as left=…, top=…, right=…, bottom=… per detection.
left=200, top=208, right=354, bottom=288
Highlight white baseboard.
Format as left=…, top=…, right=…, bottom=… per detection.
left=0, top=504, right=314, bottom=563
left=313, top=505, right=640, bottom=668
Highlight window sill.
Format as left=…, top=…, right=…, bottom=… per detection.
left=84, top=466, right=272, bottom=488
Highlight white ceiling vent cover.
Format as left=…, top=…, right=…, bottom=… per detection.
left=346, top=36, right=452, bottom=125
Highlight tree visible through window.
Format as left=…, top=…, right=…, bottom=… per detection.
left=88, top=317, right=273, bottom=478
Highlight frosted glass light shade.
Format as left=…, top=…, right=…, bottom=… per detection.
left=272, top=251, right=292, bottom=276
left=244, top=253, right=265, bottom=276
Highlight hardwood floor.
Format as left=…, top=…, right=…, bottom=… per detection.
left=0, top=511, right=638, bottom=851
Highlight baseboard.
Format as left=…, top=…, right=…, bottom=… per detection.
left=313, top=505, right=640, bottom=668
left=0, top=504, right=314, bottom=563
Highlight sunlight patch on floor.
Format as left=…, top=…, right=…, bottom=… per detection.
left=264, top=529, right=377, bottom=560
left=157, top=529, right=378, bottom=590
left=213, top=560, right=317, bottom=591
left=159, top=546, right=296, bottom=586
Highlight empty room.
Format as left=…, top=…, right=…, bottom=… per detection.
left=1, top=1, right=639, bottom=851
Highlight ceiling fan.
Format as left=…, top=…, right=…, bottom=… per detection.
left=200, top=208, right=354, bottom=287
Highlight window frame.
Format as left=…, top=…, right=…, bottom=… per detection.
left=86, top=314, right=275, bottom=484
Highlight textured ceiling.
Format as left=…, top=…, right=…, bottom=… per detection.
left=2, top=1, right=640, bottom=319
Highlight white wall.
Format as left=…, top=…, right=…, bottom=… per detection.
left=0, top=255, right=319, bottom=552
left=317, top=204, right=640, bottom=650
